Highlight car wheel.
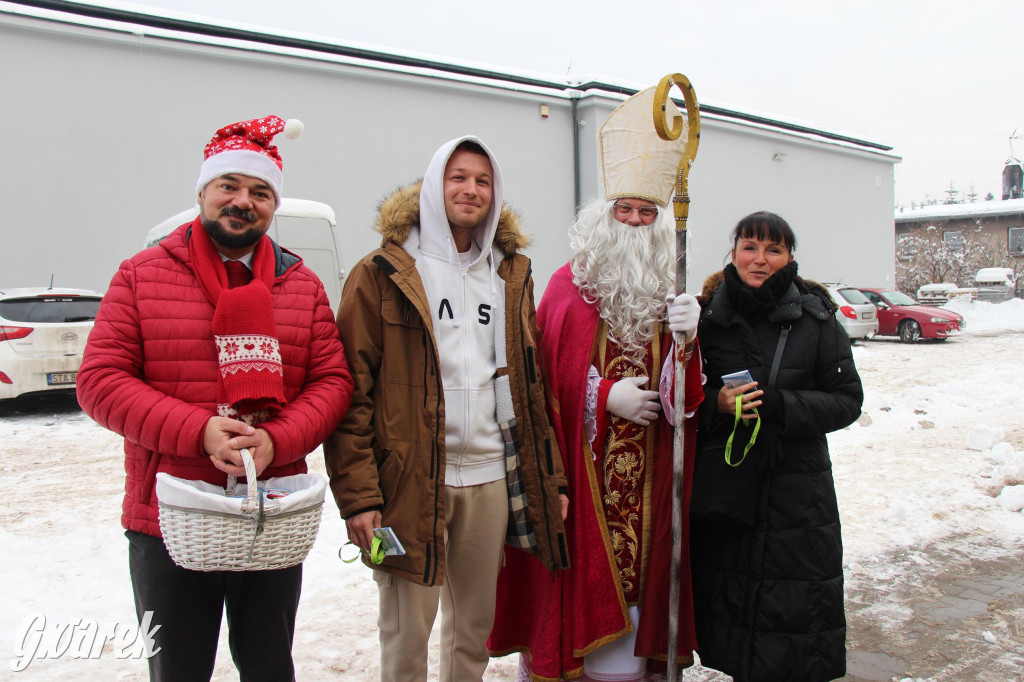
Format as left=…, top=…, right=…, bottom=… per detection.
left=898, top=319, right=921, bottom=343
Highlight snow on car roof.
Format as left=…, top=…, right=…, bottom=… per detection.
left=0, top=287, right=103, bottom=298
left=974, top=267, right=1015, bottom=283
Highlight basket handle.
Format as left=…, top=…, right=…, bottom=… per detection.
left=226, top=448, right=261, bottom=516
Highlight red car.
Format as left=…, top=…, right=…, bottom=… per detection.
left=858, top=288, right=965, bottom=342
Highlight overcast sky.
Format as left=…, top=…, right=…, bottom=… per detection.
left=93, top=0, right=1024, bottom=207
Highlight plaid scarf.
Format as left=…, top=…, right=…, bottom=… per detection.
left=492, top=271, right=536, bottom=552
left=187, top=216, right=287, bottom=425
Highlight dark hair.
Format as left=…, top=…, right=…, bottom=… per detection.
left=454, top=140, right=489, bottom=158
left=730, top=211, right=797, bottom=253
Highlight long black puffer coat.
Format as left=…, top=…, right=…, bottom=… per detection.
left=690, top=264, right=863, bottom=682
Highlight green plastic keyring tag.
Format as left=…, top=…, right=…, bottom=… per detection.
left=724, top=394, right=760, bottom=467
left=369, top=536, right=385, bottom=564
left=339, top=536, right=385, bottom=565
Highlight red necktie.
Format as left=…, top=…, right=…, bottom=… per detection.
left=224, top=260, right=253, bottom=289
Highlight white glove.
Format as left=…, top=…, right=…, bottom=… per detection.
left=666, top=293, right=700, bottom=343
left=606, top=376, right=661, bottom=426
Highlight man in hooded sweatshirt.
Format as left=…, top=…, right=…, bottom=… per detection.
left=324, top=137, right=569, bottom=682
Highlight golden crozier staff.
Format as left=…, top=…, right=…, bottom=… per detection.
left=653, top=72, right=701, bottom=682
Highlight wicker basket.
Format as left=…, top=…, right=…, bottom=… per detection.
left=156, top=448, right=325, bottom=571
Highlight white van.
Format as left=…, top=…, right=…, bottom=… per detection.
left=973, top=267, right=1015, bottom=303
left=144, top=199, right=346, bottom=310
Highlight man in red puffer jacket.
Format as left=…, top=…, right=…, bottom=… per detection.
left=77, top=115, right=352, bottom=682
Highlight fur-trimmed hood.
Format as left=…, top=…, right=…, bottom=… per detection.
left=696, top=270, right=726, bottom=308
left=373, top=180, right=531, bottom=256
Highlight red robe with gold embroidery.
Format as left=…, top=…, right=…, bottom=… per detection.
left=489, top=263, right=703, bottom=681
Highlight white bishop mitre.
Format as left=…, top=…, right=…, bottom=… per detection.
left=598, top=86, right=689, bottom=207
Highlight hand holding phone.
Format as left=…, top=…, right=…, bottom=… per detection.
left=373, top=527, right=407, bottom=556
left=721, top=370, right=754, bottom=391
left=719, top=370, right=762, bottom=419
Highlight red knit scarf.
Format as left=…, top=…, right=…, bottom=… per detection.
left=187, top=216, right=287, bottom=424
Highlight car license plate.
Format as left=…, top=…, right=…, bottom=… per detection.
left=861, top=310, right=874, bottom=319
left=47, top=371, right=77, bottom=386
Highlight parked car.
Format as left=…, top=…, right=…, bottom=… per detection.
left=858, top=288, right=964, bottom=343
left=0, top=287, right=103, bottom=400
left=822, top=283, right=878, bottom=341
left=973, top=267, right=1015, bottom=303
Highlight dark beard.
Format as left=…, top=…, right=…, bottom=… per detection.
left=201, top=207, right=265, bottom=250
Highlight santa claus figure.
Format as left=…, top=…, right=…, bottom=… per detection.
left=490, top=87, right=704, bottom=682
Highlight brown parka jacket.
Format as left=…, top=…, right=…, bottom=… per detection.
left=323, top=181, right=569, bottom=586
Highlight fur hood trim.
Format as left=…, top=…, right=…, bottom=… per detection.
left=373, top=180, right=531, bottom=254
left=696, top=270, right=725, bottom=307
left=697, top=269, right=837, bottom=315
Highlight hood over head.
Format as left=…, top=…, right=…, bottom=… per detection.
left=374, top=181, right=529, bottom=255
left=417, top=136, right=504, bottom=268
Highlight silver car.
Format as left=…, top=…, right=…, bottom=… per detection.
left=822, top=283, right=878, bottom=341
left=0, top=287, right=103, bottom=400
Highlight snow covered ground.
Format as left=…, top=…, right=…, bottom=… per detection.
left=2, top=299, right=1023, bottom=680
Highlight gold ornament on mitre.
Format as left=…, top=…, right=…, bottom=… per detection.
left=599, top=86, right=689, bottom=207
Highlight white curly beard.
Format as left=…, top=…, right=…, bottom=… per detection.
left=569, top=199, right=675, bottom=358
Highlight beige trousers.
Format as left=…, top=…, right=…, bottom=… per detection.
left=375, top=479, right=508, bottom=682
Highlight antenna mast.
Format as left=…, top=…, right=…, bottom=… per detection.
left=1009, top=128, right=1023, bottom=164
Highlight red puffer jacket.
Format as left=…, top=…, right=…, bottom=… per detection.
left=78, top=223, right=353, bottom=538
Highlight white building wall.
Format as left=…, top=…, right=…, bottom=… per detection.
left=0, top=7, right=897, bottom=300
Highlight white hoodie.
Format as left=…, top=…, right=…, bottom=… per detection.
left=409, top=136, right=506, bottom=488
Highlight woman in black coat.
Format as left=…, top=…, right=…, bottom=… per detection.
left=690, top=211, right=863, bottom=682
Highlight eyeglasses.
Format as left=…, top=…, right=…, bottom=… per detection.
left=613, top=202, right=659, bottom=220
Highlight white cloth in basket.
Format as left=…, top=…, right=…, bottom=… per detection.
left=155, top=472, right=326, bottom=516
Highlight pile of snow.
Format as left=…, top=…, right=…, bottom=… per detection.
left=989, top=441, right=1024, bottom=482
left=997, top=485, right=1024, bottom=512
left=980, top=440, right=1024, bottom=509
left=966, top=424, right=1005, bottom=450
left=944, top=297, right=1024, bottom=334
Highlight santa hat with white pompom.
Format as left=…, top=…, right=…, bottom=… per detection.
left=196, top=115, right=304, bottom=208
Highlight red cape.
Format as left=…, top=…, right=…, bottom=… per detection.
left=489, top=263, right=703, bottom=680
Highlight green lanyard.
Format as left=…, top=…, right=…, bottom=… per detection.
left=724, top=323, right=787, bottom=467
left=724, top=394, right=760, bottom=467
left=339, top=536, right=386, bottom=565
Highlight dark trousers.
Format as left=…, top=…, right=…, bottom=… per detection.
left=127, top=530, right=302, bottom=682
